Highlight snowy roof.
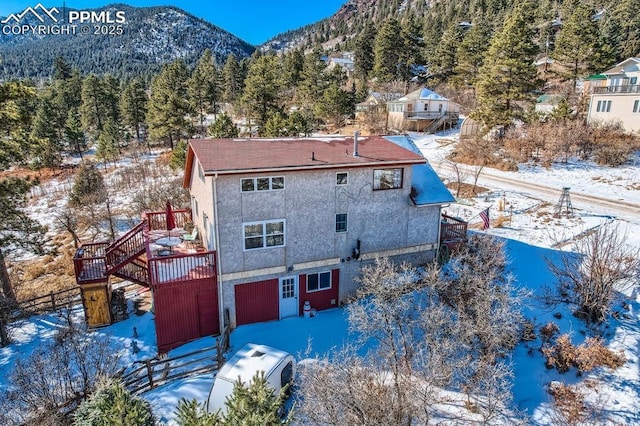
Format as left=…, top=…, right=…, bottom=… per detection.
left=329, top=57, right=354, bottom=65
left=391, top=87, right=449, bottom=103
left=384, top=136, right=455, bottom=206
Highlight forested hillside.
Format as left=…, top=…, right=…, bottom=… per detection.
left=0, top=5, right=255, bottom=80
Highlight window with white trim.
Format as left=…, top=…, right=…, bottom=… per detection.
left=336, top=172, right=348, bottom=185
left=596, top=100, right=612, bottom=112
left=243, top=220, right=285, bottom=250
left=197, top=163, right=204, bottom=182
left=307, top=271, right=331, bottom=292
left=373, top=168, right=403, bottom=190
left=241, top=176, right=285, bottom=192
left=335, top=213, right=347, bottom=233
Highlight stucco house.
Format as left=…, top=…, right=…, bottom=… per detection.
left=387, top=87, right=461, bottom=132
left=183, top=134, right=455, bottom=329
left=587, top=57, right=640, bottom=133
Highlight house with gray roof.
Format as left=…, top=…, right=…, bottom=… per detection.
left=387, top=87, right=461, bottom=133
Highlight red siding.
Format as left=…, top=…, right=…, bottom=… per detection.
left=299, top=269, right=340, bottom=314
left=235, top=279, right=279, bottom=325
left=153, top=277, right=219, bottom=353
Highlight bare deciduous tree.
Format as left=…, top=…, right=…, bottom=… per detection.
left=548, top=223, right=640, bottom=323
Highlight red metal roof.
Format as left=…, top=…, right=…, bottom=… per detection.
left=188, top=136, right=426, bottom=175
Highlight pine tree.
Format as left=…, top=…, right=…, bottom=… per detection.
left=69, top=161, right=106, bottom=207
left=472, top=2, right=541, bottom=130
left=120, top=78, right=148, bottom=142
left=208, top=112, right=239, bottom=138
left=74, top=379, right=155, bottom=426
left=600, top=0, right=640, bottom=62
left=80, top=74, right=107, bottom=139
left=96, top=118, right=121, bottom=165
left=398, top=14, right=425, bottom=92
left=354, top=24, right=377, bottom=84
left=0, top=80, right=38, bottom=167
left=264, top=111, right=290, bottom=137
left=282, top=48, right=305, bottom=90
left=430, top=22, right=465, bottom=84
left=147, top=60, right=192, bottom=149
left=31, top=91, right=64, bottom=169
left=222, top=54, right=244, bottom=104
left=297, top=47, right=329, bottom=107
left=553, top=2, right=600, bottom=88
left=372, top=18, right=403, bottom=83
left=453, top=21, right=491, bottom=88
left=169, top=140, right=189, bottom=170
left=240, top=53, right=284, bottom=135
left=174, top=399, right=222, bottom=426
left=223, top=372, right=291, bottom=426
left=64, top=109, right=86, bottom=156
left=189, top=49, right=223, bottom=136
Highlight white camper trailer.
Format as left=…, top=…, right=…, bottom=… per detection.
left=206, top=343, right=296, bottom=415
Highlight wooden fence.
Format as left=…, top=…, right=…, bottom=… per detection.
left=119, top=325, right=231, bottom=394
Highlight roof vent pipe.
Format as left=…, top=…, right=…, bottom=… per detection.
left=353, top=131, right=360, bottom=157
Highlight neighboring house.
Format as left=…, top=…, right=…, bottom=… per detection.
left=387, top=88, right=461, bottom=133
left=326, top=56, right=355, bottom=77
left=535, top=94, right=566, bottom=115
left=184, top=135, right=455, bottom=329
left=587, top=57, right=640, bottom=133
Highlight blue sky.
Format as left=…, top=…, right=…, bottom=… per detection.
left=0, top=1, right=345, bottom=45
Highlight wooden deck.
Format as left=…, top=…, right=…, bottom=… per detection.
left=74, top=209, right=216, bottom=288
left=440, top=214, right=468, bottom=250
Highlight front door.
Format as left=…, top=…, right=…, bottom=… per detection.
left=279, top=276, right=298, bottom=319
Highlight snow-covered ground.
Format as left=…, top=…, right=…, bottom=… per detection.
left=2, top=129, right=639, bottom=424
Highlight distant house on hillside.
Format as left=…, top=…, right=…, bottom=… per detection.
left=326, top=55, right=355, bottom=77
left=184, top=135, right=455, bottom=329
left=587, top=57, right=640, bottom=133
left=387, top=87, right=460, bottom=133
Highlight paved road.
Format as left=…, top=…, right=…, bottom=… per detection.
left=432, top=161, right=640, bottom=223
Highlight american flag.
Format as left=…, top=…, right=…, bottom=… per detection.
left=479, top=208, right=490, bottom=230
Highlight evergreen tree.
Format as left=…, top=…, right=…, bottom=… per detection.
left=31, top=91, right=64, bottom=169
left=80, top=74, right=107, bottom=138
left=553, top=2, right=600, bottom=88
left=53, top=56, right=72, bottom=81
left=264, top=111, right=290, bottom=137
left=147, top=60, right=192, bottom=149
left=600, top=0, right=640, bottom=62
left=120, top=78, right=148, bottom=142
left=287, top=111, right=312, bottom=137
left=189, top=49, right=223, bottom=136
left=372, top=18, right=403, bottom=83
left=430, top=22, right=465, bottom=84
left=240, top=53, right=284, bottom=135
left=0, top=81, right=38, bottom=167
left=354, top=24, right=376, bottom=83
left=69, top=161, right=106, bottom=207
left=472, top=2, right=540, bottom=130
left=297, top=47, right=329, bottom=107
left=74, top=379, right=155, bottom=426
left=64, top=110, right=86, bottom=156
left=222, top=53, right=244, bottom=104
left=208, top=112, right=239, bottom=138
left=398, top=14, right=425, bottom=91
left=174, top=399, right=222, bottom=426
left=453, top=21, right=491, bottom=88
left=282, top=48, right=305, bottom=90
left=169, top=140, right=189, bottom=170
left=96, top=118, right=121, bottom=165
left=224, top=372, right=291, bottom=426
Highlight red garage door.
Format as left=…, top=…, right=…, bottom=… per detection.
left=235, top=279, right=279, bottom=325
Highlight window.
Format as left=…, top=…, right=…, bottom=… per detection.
left=243, top=220, right=285, bottom=250
left=596, top=100, right=612, bottom=112
left=634, top=100, right=640, bottom=113
left=335, top=213, right=347, bottom=233
left=631, top=77, right=637, bottom=85
left=373, top=168, right=403, bottom=190
left=241, top=177, right=285, bottom=192
left=336, top=172, right=348, bottom=185
left=197, top=163, right=204, bottom=182
left=191, top=196, right=198, bottom=217
left=307, top=271, right=331, bottom=292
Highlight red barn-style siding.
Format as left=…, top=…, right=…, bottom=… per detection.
left=298, top=269, right=340, bottom=314
left=153, top=278, right=219, bottom=353
left=235, top=279, right=279, bottom=325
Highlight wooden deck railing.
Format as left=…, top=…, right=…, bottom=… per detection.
left=105, top=221, right=146, bottom=274
left=74, top=242, right=109, bottom=284
left=145, top=209, right=192, bottom=231
left=440, top=214, right=468, bottom=243
left=119, top=325, right=230, bottom=394
left=148, top=251, right=216, bottom=286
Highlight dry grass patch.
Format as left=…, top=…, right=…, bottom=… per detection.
left=543, top=334, right=625, bottom=374
left=548, top=382, right=588, bottom=425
